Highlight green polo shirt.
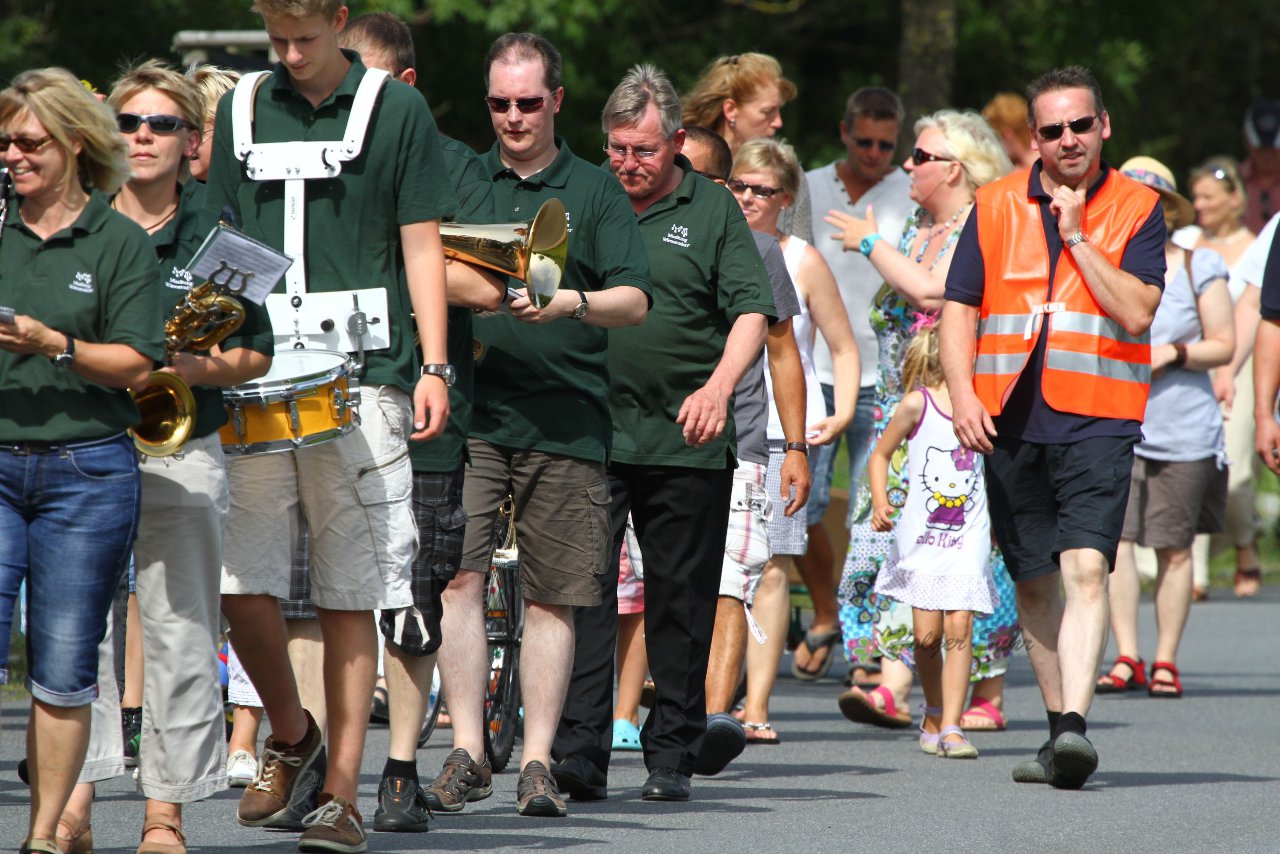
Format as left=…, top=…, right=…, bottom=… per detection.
left=471, top=139, right=651, bottom=463
left=146, top=179, right=275, bottom=440
left=204, top=50, right=458, bottom=394
left=608, top=158, right=777, bottom=468
left=409, top=134, right=491, bottom=474
left=0, top=195, right=165, bottom=442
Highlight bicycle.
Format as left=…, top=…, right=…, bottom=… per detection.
left=417, top=497, right=524, bottom=773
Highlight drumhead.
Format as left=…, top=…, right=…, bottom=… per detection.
left=232, top=348, right=349, bottom=393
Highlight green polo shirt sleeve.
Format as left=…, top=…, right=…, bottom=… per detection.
left=0, top=195, right=165, bottom=442
left=203, top=53, right=458, bottom=397
left=409, top=135, right=493, bottom=474
left=608, top=165, right=776, bottom=468
left=470, top=140, right=651, bottom=462
left=150, top=180, right=274, bottom=440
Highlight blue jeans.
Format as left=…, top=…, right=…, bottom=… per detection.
left=0, top=433, right=141, bottom=705
left=807, top=383, right=876, bottom=527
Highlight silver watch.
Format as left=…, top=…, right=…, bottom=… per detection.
left=1065, top=230, right=1088, bottom=248
left=421, top=363, right=455, bottom=387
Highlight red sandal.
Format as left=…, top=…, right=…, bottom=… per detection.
left=1148, top=661, right=1183, bottom=698
left=1096, top=656, right=1147, bottom=693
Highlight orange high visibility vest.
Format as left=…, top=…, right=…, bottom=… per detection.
left=972, top=168, right=1160, bottom=420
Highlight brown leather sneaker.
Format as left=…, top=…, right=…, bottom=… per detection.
left=422, top=748, right=493, bottom=813
left=237, top=710, right=324, bottom=827
left=298, top=795, right=366, bottom=854
left=516, top=760, right=567, bottom=817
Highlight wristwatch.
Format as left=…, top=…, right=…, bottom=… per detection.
left=571, top=289, right=590, bottom=320
left=784, top=441, right=809, bottom=456
left=859, top=233, right=883, bottom=257
left=421, top=363, right=456, bottom=387
left=52, top=334, right=75, bottom=368
left=1065, top=230, right=1088, bottom=248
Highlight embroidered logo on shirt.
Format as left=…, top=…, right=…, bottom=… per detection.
left=69, top=272, right=94, bottom=293
left=166, top=266, right=195, bottom=291
left=565, top=210, right=573, bottom=234
left=662, top=223, right=690, bottom=248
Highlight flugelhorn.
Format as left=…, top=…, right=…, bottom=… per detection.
left=440, top=197, right=568, bottom=308
left=129, top=279, right=245, bottom=457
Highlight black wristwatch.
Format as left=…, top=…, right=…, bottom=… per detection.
left=784, top=441, right=809, bottom=456
left=571, top=289, right=590, bottom=320
left=52, top=334, right=76, bottom=368
left=421, top=363, right=456, bottom=386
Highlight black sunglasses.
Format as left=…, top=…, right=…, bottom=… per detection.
left=727, top=177, right=782, bottom=199
left=0, top=134, right=54, bottom=154
left=485, top=95, right=547, bottom=114
left=854, top=137, right=895, bottom=153
left=117, top=113, right=192, bottom=134
left=911, top=148, right=953, bottom=165
left=1036, top=114, right=1099, bottom=141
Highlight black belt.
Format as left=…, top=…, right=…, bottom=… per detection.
left=0, top=432, right=128, bottom=455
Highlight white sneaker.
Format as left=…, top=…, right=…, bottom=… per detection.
left=226, top=749, right=257, bottom=788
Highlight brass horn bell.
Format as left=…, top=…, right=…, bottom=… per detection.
left=440, top=197, right=568, bottom=308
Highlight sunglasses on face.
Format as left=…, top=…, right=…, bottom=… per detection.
left=116, top=113, right=192, bottom=134
left=0, top=134, right=54, bottom=154
left=911, top=148, right=953, bottom=165
left=485, top=95, right=547, bottom=114
left=853, top=137, right=895, bottom=153
left=1035, top=114, right=1099, bottom=141
left=727, top=178, right=782, bottom=199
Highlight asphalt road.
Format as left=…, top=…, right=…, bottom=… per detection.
left=3, top=586, right=1279, bottom=853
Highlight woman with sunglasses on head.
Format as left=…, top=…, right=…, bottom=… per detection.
left=0, top=67, right=164, bottom=854
left=681, top=52, right=812, bottom=241
left=1096, top=157, right=1234, bottom=699
left=1186, top=158, right=1264, bottom=599
left=726, top=137, right=860, bottom=743
left=823, top=111, right=1020, bottom=738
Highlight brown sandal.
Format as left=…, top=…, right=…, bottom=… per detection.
left=55, top=819, right=94, bottom=854
left=137, top=823, right=186, bottom=854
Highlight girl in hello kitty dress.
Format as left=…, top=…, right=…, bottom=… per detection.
left=867, top=323, right=998, bottom=758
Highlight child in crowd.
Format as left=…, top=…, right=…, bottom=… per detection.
left=868, top=322, right=997, bottom=758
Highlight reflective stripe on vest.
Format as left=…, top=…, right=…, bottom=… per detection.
left=972, top=167, right=1160, bottom=420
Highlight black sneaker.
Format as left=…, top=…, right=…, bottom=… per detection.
left=122, top=707, right=142, bottom=768
left=516, top=760, right=567, bottom=817
left=1050, top=731, right=1098, bottom=790
left=263, top=744, right=327, bottom=830
left=693, top=713, right=746, bottom=776
left=422, top=748, right=493, bottom=813
left=372, top=776, right=431, bottom=833
left=1011, top=739, right=1054, bottom=784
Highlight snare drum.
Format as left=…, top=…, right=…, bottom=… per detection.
left=220, top=349, right=360, bottom=455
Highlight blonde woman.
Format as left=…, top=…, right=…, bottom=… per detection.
left=186, top=66, right=240, bottom=183
left=0, top=67, right=163, bottom=854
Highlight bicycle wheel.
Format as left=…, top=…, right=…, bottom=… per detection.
left=483, top=549, right=522, bottom=772
left=416, top=665, right=443, bottom=749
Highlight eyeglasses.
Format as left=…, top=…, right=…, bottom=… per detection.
left=603, top=141, right=663, bottom=162
left=1035, top=115, right=1099, bottom=141
left=911, top=148, right=953, bottom=165
left=853, top=137, right=895, bottom=153
left=117, top=114, right=192, bottom=134
left=0, top=134, right=54, bottom=154
left=694, top=169, right=725, bottom=182
left=485, top=95, right=547, bottom=114
left=727, top=178, right=782, bottom=199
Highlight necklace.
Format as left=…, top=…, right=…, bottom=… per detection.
left=1205, top=226, right=1249, bottom=246
left=909, top=202, right=971, bottom=269
left=111, top=194, right=178, bottom=232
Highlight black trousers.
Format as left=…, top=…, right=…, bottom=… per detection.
left=553, top=462, right=733, bottom=776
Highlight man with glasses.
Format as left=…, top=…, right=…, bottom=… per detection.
left=796, top=87, right=913, bottom=682
left=940, top=66, right=1166, bottom=791
left=553, top=64, right=776, bottom=803
left=426, top=31, right=650, bottom=819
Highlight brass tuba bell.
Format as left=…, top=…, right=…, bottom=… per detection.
left=129, top=280, right=245, bottom=457
left=440, top=197, right=568, bottom=307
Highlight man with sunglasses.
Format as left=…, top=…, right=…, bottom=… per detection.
left=552, top=64, right=778, bottom=804
left=940, top=66, right=1167, bottom=791
left=796, top=86, right=913, bottom=682
left=429, top=32, right=650, bottom=819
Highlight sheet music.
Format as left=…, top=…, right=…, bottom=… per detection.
left=188, top=225, right=294, bottom=306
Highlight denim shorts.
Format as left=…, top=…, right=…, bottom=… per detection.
left=0, top=433, right=140, bottom=704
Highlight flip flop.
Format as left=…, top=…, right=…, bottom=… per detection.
left=959, top=696, right=1007, bottom=731
left=369, top=685, right=390, bottom=724
left=837, top=685, right=912, bottom=729
left=744, top=722, right=781, bottom=745
left=790, top=627, right=842, bottom=682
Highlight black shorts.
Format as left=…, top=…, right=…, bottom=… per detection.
left=985, top=435, right=1137, bottom=581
